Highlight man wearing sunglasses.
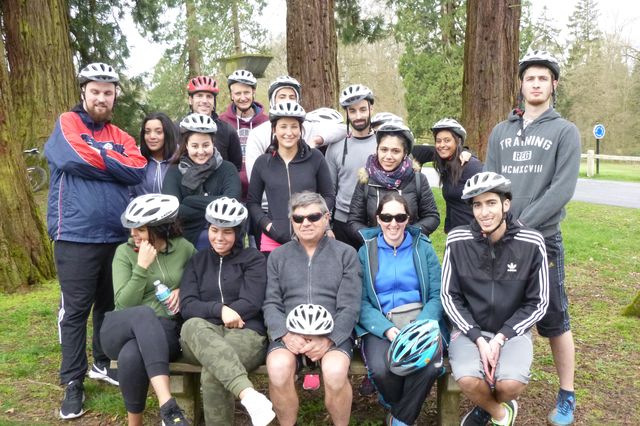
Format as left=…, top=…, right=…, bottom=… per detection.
left=441, top=172, right=549, bottom=426
left=263, top=191, right=362, bottom=426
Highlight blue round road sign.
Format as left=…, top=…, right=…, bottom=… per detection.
left=593, top=124, right=605, bottom=139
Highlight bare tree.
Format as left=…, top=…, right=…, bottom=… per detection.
left=461, top=0, right=521, bottom=160
left=286, top=0, right=339, bottom=110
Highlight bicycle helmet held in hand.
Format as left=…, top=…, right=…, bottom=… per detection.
left=269, top=101, right=306, bottom=123
left=205, top=197, right=248, bottom=228
left=121, top=194, right=180, bottom=229
left=305, top=107, right=344, bottom=124
left=339, top=84, right=374, bottom=107
left=180, top=113, right=218, bottom=134
left=227, top=69, right=257, bottom=88
left=187, top=76, right=220, bottom=95
left=387, top=319, right=442, bottom=376
left=78, top=63, right=119, bottom=85
left=286, top=304, right=334, bottom=335
left=519, top=50, right=560, bottom=80
left=431, top=118, right=467, bottom=143
left=461, top=172, right=512, bottom=201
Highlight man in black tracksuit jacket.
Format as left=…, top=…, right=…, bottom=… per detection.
left=441, top=171, right=549, bottom=426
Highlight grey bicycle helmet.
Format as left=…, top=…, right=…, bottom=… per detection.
left=431, top=118, right=467, bottom=143
left=179, top=113, right=217, bottom=134
left=305, top=107, right=344, bottom=124
left=371, top=112, right=403, bottom=128
left=519, top=50, right=560, bottom=80
left=205, top=197, right=248, bottom=227
left=286, top=304, right=334, bottom=336
left=78, top=62, right=119, bottom=85
left=227, top=69, right=257, bottom=88
left=461, top=172, right=512, bottom=200
left=269, top=101, right=306, bottom=123
left=268, top=75, right=302, bottom=106
left=376, top=121, right=415, bottom=153
left=339, top=84, right=374, bottom=107
left=121, top=194, right=179, bottom=229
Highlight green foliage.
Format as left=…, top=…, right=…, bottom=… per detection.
left=520, top=2, right=564, bottom=58
left=335, top=0, right=389, bottom=44
left=112, top=75, right=150, bottom=138
left=566, top=0, right=603, bottom=67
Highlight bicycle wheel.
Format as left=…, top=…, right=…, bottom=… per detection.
left=27, top=166, right=47, bottom=192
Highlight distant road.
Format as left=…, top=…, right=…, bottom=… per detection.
left=422, top=168, right=640, bottom=209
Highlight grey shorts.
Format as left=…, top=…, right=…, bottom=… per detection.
left=448, top=329, right=533, bottom=384
left=268, top=337, right=354, bottom=366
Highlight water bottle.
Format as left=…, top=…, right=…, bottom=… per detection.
left=153, top=280, right=177, bottom=315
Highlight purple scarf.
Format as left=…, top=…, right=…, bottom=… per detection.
left=365, top=154, right=414, bottom=190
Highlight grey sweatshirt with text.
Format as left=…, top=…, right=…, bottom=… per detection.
left=485, top=108, right=581, bottom=237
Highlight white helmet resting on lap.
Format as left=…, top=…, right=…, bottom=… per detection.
left=286, top=304, right=334, bottom=335
left=121, top=194, right=180, bottom=229
left=205, top=197, right=248, bottom=228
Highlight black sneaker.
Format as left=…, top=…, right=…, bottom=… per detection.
left=87, top=362, right=119, bottom=386
left=59, top=380, right=85, bottom=420
left=160, top=398, right=191, bottom=426
left=461, top=405, right=491, bottom=426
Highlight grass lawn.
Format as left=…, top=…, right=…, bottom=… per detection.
left=579, top=160, right=640, bottom=183
left=0, top=190, right=638, bottom=425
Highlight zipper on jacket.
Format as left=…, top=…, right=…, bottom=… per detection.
left=307, top=258, right=312, bottom=304
left=218, top=257, right=225, bottom=304
left=286, top=163, right=294, bottom=237
left=489, top=243, right=496, bottom=321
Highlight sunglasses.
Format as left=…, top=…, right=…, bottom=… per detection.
left=291, top=212, right=325, bottom=224
left=378, top=213, right=409, bottom=223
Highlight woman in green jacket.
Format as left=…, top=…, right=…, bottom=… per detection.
left=100, top=194, right=196, bottom=426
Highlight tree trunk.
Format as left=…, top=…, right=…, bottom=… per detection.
left=461, top=0, right=521, bottom=160
left=286, top=0, right=339, bottom=110
left=2, top=0, right=77, bottom=150
left=185, top=0, right=202, bottom=77
left=0, top=28, right=56, bottom=293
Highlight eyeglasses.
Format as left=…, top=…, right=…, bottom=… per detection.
left=291, top=212, right=324, bottom=224
left=378, top=213, right=409, bottom=223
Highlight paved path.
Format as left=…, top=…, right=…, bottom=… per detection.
left=422, top=168, right=640, bottom=209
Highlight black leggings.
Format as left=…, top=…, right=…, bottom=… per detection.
left=100, top=306, right=181, bottom=413
left=362, top=333, right=440, bottom=425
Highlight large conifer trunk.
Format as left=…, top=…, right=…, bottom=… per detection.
left=1, top=0, right=76, bottom=292
left=286, top=0, right=339, bottom=110
left=461, top=0, right=521, bottom=160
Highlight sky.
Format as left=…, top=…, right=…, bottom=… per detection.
left=123, top=0, right=640, bottom=78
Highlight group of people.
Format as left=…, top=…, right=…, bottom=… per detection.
left=44, top=47, right=580, bottom=426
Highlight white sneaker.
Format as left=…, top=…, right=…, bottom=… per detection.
left=241, top=389, right=276, bottom=426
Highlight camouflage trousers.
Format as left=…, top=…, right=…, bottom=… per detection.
left=180, top=317, right=267, bottom=425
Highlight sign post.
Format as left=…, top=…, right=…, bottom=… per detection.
left=593, top=124, right=605, bottom=175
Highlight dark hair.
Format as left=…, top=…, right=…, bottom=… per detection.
left=268, top=118, right=305, bottom=152
left=376, top=132, right=410, bottom=156
left=432, top=129, right=464, bottom=186
left=139, top=112, right=179, bottom=161
left=173, top=131, right=215, bottom=164
left=375, top=193, right=413, bottom=219
left=133, top=222, right=183, bottom=252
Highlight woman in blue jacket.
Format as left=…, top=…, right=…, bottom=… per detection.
left=356, top=193, right=447, bottom=426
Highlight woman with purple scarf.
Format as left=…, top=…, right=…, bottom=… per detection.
left=347, top=121, right=440, bottom=244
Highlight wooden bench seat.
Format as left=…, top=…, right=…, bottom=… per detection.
left=111, top=356, right=461, bottom=425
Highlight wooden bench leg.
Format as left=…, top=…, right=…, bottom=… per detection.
left=170, top=373, right=203, bottom=426
left=437, top=373, right=461, bottom=426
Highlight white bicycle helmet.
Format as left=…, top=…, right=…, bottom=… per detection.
left=431, top=118, right=467, bottom=143
left=376, top=121, right=415, bottom=153
left=339, top=84, right=374, bottom=107
left=268, top=75, right=302, bottom=105
left=286, top=304, right=334, bottom=335
left=227, top=69, right=257, bottom=88
left=305, top=107, right=344, bottom=124
left=78, top=62, right=119, bottom=85
left=205, top=197, right=248, bottom=227
left=371, top=112, right=403, bottom=128
left=180, top=113, right=218, bottom=133
left=121, top=194, right=179, bottom=229
left=269, top=101, right=306, bottom=122
left=519, top=50, right=560, bottom=80
left=462, top=172, right=512, bottom=200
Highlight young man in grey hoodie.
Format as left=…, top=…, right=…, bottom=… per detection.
left=483, top=51, right=580, bottom=426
